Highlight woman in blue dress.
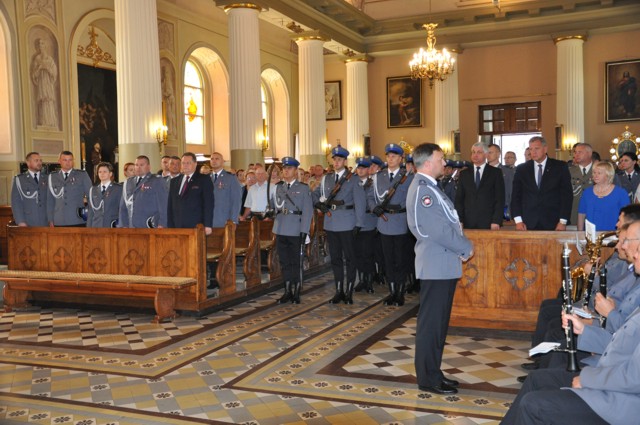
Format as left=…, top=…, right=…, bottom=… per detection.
left=577, top=161, right=629, bottom=231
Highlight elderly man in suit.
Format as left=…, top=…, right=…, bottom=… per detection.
left=312, top=145, right=366, bottom=304
left=11, top=152, right=48, bottom=227
left=47, top=150, right=92, bottom=227
left=367, top=143, right=414, bottom=306
left=568, top=143, right=594, bottom=225
left=210, top=151, right=242, bottom=228
left=407, top=143, right=473, bottom=396
left=87, top=162, right=122, bottom=228
left=511, top=136, right=572, bottom=231
left=273, top=157, right=313, bottom=304
left=167, top=152, right=213, bottom=234
left=118, top=155, right=168, bottom=228
left=454, top=142, right=505, bottom=229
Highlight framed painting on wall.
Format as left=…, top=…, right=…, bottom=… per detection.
left=324, top=81, right=342, bottom=120
left=606, top=59, right=640, bottom=122
left=387, top=76, right=422, bottom=128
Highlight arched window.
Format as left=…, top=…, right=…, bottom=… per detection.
left=184, top=60, right=204, bottom=145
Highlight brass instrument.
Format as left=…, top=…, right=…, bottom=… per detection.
left=581, top=231, right=617, bottom=307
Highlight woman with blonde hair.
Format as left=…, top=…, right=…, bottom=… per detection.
left=577, top=160, right=629, bottom=231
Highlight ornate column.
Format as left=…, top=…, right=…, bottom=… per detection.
left=115, top=0, right=163, bottom=172
left=295, top=31, right=329, bottom=169
left=555, top=35, right=586, bottom=153
left=218, top=1, right=265, bottom=169
left=345, top=55, right=372, bottom=166
left=434, top=52, right=459, bottom=157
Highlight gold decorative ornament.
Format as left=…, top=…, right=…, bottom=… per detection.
left=77, top=26, right=115, bottom=67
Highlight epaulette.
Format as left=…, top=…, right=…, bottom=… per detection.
left=418, top=179, right=428, bottom=185
left=276, top=181, right=285, bottom=186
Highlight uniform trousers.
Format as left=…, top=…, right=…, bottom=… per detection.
left=531, top=298, right=563, bottom=347
left=354, top=229, right=376, bottom=274
left=380, top=233, right=411, bottom=285
left=415, top=278, right=457, bottom=387
left=373, top=231, right=385, bottom=274
left=276, top=235, right=302, bottom=283
left=326, top=230, right=356, bottom=283
left=500, top=369, right=607, bottom=425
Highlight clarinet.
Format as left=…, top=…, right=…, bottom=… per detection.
left=561, top=243, right=580, bottom=372
left=582, top=265, right=597, bottom=309
left=600, top=266, right=608, bottom=329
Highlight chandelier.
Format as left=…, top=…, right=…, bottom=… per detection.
left=409, top=23, right=455, bottom=88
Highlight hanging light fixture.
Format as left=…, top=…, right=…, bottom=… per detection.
left=409, top=22, right=455, bottom=87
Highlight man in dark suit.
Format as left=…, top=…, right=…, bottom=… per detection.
left=511, top=136, right=572, bottom=231
left=454, top=142, right=504, bottom=230
left=167, top=152, right=213, bottom=234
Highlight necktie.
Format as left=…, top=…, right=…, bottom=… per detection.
left=64, top=172, right=68, bottom=180
left=33, top=173, right=38, bottom=184
left=101, top=185, right=106, bottom=195
left=629, top=173, right=633, bottom=181
left=537, top=164, right=543, bottom=188
left=136, top=177, right=141, bottom=186
left=335, top=174, right=339, bottom=184
left=180, top=176, right=190, bottom=196
left=389, top=172, right=394, bottom=182
left=582, top=167, right=587, bottom=176
left=475, top=166, right=481, bottom=188
left=287, top=183, right=291, bottom=190
left=214, top=173, right=218, bottom=183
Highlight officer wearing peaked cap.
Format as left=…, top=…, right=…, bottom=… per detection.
left=366, top=143, right=414, bottom=306
left=353, top=157, right=378, bottom=294
left=407, top=143, right=473, bottom=395
left=367, top=154, right=386, bottom=286
left=273, top=156, right=313, bottom=304
left=313, top=146, right=366, bottom=304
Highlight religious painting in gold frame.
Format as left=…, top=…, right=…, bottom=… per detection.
left=387, top=76, right=423, bottom=128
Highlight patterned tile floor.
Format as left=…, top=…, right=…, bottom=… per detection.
left=0, top=271, right=530, bottom=424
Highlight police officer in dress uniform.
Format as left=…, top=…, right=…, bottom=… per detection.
left=11, top=152, right=48, bottom=227
left=352, top=157, right=378, bottom=294
left=210, top=151, right=242, bottom=228
left=47, top=150, right=92, bottom=227
left=366, top=143, right=414, bottom=306
left=407, top=143, right=473, bottom=395
left=87, top=162, right=122, bottom=228
left=404, top=154, right=419, bottom=294
left=368, top=155, right=387, bottom=286
left=273, top=157, right=313, bottom=304
left=313, top=145, right=366, bottom=304
left=118, top=155, right=168, bottom=228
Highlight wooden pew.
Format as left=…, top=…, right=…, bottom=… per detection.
left=206, top=220, right=236, bottom=297
left=235, top=217, right=260, bottom=288
left=0, top=225, right=207, bottom=322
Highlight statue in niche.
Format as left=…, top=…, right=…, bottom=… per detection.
left=30, top=37, right=59, bottom=128
left=161, top=64, right=176, bottom=137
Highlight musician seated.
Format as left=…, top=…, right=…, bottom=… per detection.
left=500, top=306, right=640, bottom=425
left=520, top=205, right=640, bottom=373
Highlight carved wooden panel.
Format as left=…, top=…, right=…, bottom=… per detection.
left=242, top=218, right=261, bottom=288
left=46, top=233, right=82, bottom=272
left=117, top=235, right=149, bottom=276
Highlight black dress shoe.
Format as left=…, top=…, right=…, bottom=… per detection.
left=516, top=375, right=527, bottom=383
left=418, top=382, right=458, bottom=395
left=521, top=362, right=539, bottom=371
left=441, top=377, right=459, bottom=387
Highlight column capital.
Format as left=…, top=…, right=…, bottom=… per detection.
left=292, top=30, right=330, bottom=44
left=215, top=1, right=266, bottom=12
left=552, top=32, right=588, bottom=44
left=344, top=54, right=374, bottom=64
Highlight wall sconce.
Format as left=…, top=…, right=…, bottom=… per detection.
left=323, top=142, right=332, bottom=156
left=156, top=125, right=168, bottom=151
left=261, top=119, right=269, bottom=152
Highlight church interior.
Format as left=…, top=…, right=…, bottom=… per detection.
left=1, top=0, right=640, bottom=423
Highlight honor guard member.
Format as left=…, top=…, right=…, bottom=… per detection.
left=313, top=145, right=366, bottom=304
left=87, top=162, right=122, bottom=228
left=47, top=150, right=92, bottom=227
left=210, top=151, right=242, bottom=227
left=11, top=152, right=48, bottom=227
left=353, top=157, right=378, bottom=294
left=368, top=154, right=387, bottom=286
left=367, top=143, right=414, bottom=306
left=118, top=155, right=168, bottom=228
left=405, top=154, right=415, bottom=174
left=273, top=157, right=313, bottom=304
left=407, top=143, right=473, bottom=395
